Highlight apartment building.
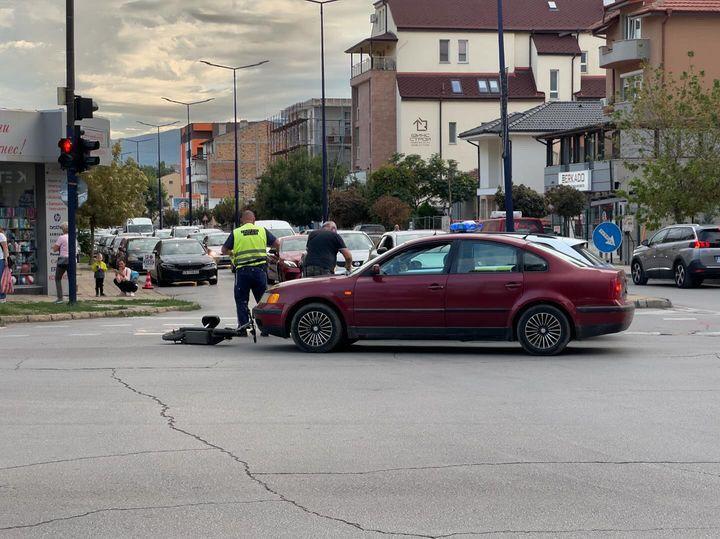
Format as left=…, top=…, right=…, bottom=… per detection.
left=179, top=123, right=213, bottom=200
left=595, top=0, right=720, bottom=102
left=347, top=0, right=607, bottom=181
left=268, top=98, right=352, bottom=170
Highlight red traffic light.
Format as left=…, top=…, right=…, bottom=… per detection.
left=58, top=138, right=73, bottom=153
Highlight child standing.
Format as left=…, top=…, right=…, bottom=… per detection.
left=92, top=253, right=107, bottom=297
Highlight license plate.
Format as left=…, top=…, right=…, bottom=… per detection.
left=183, top=270, right=200, bottom=275
left=716, top=256, right=720, bottom=263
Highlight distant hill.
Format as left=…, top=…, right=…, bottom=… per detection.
left=115, top=128, right=181, bottom=168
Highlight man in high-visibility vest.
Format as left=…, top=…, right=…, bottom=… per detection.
left=222, top=210, right=280, bottom=333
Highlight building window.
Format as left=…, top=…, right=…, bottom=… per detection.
left=449, top=122, right=457, bottom=144
left=550, top=69, right=559, bottom=100
left=451, top=80, right=462, bottom=94
left=439, top=39, right=450, bottom=63
left=488, top=79, right=500, bottom=93
left=458, top=40, right=468, bottom=63
left=548, top=0, right=558, bottom=10
left=580, top=51, right=588, bottom=73
left=477, top=79, right=489, bottom=93
left=624, top=16, right=642, bottom=39
left=621, top=70, right=643, bottom=101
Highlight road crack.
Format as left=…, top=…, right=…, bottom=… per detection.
left=109, top=369, right=430, bottom=538
left=0, top=448, right=214, bottom=472
left=0, top=499, right=280, bottom=531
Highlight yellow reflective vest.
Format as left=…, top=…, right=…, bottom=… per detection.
left=231, top=223, right=268, bottom=268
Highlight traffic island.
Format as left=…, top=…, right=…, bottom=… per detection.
left=628, top=295, right=673, bottom=309
left=0, top=299, right=200, bottom=326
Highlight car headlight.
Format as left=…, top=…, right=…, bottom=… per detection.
left=259, top=292, right=280, bottom=304
left=203, top=263, right=217, bottom=270
left=283, top=260, right=297, bottom=268
left=161, top=262, right=176, bottom=269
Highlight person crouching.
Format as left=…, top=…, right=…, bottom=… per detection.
left=113, top=260, right=138, bottom=297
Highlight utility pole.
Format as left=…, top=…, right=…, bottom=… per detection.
left=497, top=0, right=515, bottom=232
left=65, top=0, right=78, bottom=304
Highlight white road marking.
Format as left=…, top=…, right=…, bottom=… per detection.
left=67, top=333, right=101, bottom=337
left=134, top=332, right=165, bottom=336
left=101, top=323, right=132, bottom=327
left=5, top=334, right=31, bottom=338
left=663, top=317, right=698, bottom=321
left=694, top=331, right=720, bottom=336
left=624, top=331, right=662, bottom=336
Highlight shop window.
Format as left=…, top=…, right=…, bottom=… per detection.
left=0, top=163, right=39, bottom=290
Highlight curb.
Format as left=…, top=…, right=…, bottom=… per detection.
left=0, top=304, right=199, bottom=327
left=631, top=297, right=673, bottom=309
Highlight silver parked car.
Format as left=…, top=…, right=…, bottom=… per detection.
left=631, top=224, right=720, bottom=288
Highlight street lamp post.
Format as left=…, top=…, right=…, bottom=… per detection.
left=120, top=137, right=152, bottom=164
left=200, top=60, right=269, bottom=228
left=161, top=97, right=215, bottom=225
left=137, top=120, right=179, bottom=229
left=497, top=0, right=515, bottom=232
left=306, top=0, right=340, bottom=223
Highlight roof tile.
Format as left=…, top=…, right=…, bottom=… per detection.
left=532, top=34, right=582, bottom=55
left=397, top=70, right=544, bottom=100
left=575, top=76, right=606, bottom=99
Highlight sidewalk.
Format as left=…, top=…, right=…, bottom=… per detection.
left=7, top=265, right=167, bottom=303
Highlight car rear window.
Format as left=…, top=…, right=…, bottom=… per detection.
left=698, top=229, right=720, bottom=246
left=532, top=243, right=595, bottom=268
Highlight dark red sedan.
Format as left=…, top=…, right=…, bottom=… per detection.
left=253, top=234, right=634, bottom=356
left=267, top=235, right=308, bottom=283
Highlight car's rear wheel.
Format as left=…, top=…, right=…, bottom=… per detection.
left=631, top=260, right=648, bottom=285
left=517, top=305, right=571, bottom=356
left=674, top=262, right=696, bottom=288
left=291, top=303, right=343, bottom=353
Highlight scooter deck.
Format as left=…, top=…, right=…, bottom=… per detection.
left=162, top=315, right=256, bottom=345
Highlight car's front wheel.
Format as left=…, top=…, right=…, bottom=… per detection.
left=631, top=260, right=648, bottom=285
left=291, top=303, right=343, bottom=353
left=517, top=305, right=571, bottom=356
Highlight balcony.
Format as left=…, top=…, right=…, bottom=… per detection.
left=599, top=39, right=650, bottom=68
left=351, top=56, right=396, bottom=79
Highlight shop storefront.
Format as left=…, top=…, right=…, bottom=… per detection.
left=0, top=109, right=109, bottom=295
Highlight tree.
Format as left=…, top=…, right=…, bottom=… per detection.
left=254, top=151, right=347, bottom=226
left=495, top=184, right=546, bottom=218
left=163, top=208, right=180, bottom=227
left=329, top=188, right=370, bottom=228
left=78, top=144, right=149, bottom=250
left=424, top=155, right=477, bottom=211
left=140, top=162, right=171, bottom=220
left=545, top=185, right=586, bottom=235
left=614, top=55, right=720, bottom=226
left=213, top=197, right=238, bottom=228
left=371, top=196, right=412, bottom=229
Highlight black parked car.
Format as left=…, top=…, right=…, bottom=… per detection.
left=117, top=237, right=161, bottom=272
left=150, top=239, right=218, bottom=286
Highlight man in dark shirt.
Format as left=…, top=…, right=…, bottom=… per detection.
left=303, top=221, right=352, bottom=277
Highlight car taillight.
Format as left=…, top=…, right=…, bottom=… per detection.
left=693, top=240, right=711, bottom=248
left=610, top=273, right=625, bottom=300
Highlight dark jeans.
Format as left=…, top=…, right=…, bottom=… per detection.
left=95, top=278, right=105, bottom=295
left=303, top=265, right=333, bottom=278
left=0, top=259, right=5, bottom=300
left=234, top=265, right=268, bottom=327
left=114, top=279, right=138, bottom=293
left=55, top=263, right=68, bottom=300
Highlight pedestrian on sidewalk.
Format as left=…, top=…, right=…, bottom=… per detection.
left=113, top=260, right=138, bottom=297
left=51, top=222, right=69, bottom=304
left=92, top=253, right=107, bottom=297
left=0, top=224, right=9, bottom=303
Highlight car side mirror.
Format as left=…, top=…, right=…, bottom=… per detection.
left=641, top=239, right=649, bottom=247
left=377, top=247, right=387, bottom=254
left=269, top=248, right=278, bottom=256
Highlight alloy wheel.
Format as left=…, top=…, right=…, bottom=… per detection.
left=524, top=312, right=562, bottom=351
left=632, top=263, right=642, bottom=283
left=296, top=310, right=334, bottom=348
left=675, top=264, right=685, bottom=287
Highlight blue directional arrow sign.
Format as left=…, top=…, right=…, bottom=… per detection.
left=592, top=222, right=623, bottom=253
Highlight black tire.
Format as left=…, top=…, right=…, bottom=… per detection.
left=290, top=303, right=344, bottom=353
left=517, top=305, right=571, bottom=356
left=209, top=275, right=218, bottom=285
left=631, top=260, right=648, bottom=285
left=674, top=261, right=696, bottom=289
left=157, top=268, right=169, bottom=287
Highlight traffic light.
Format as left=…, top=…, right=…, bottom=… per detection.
left=58, top=137, right=74, bottom=170
left=74, top=96, right=98, bottom=121
left=73, top=125, right=100, bottom=173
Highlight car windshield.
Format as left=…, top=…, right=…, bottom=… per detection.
left=531, top=243, right=595, bottom=268
left=162, top=241, right=205, bottom=255
left=698, top=228, right=720, bottom=245
left=206, top=233, right=230, bottom=246
left=127, top=224, right=153, bottom=234
left=340, top=233, right=374, bottom=250
left=270, top=228, right=295, bottom=239
left=281, top=236, right=308, bottom=253
left=127, top=239, right=159, bottom=252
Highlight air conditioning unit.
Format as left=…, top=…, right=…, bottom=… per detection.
left=370, top=13, right=378, bottom=23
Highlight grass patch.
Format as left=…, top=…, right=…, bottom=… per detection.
left=0, top=298, right=200, bottom=316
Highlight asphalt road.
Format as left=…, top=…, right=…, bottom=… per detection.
left=2, top=268, right=720, bottom=537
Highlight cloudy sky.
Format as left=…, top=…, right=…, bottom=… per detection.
left=0, top=0, right=370, bottom=138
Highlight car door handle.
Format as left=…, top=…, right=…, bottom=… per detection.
left=428, top=283, right=444, bottom=291
left=505, top=282, right=522, bottom=290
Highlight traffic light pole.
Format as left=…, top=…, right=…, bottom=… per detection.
left=66, top=0, right=78, bottom=304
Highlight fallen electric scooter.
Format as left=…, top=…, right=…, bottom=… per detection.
left=162, top=315, right=257, bottom=345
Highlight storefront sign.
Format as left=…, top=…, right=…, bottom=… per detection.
left=0, top=110, right=58, bottom=163
left=45, top=165, right=68, bottom=296
left=558, top=170, right=591, bottom=191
